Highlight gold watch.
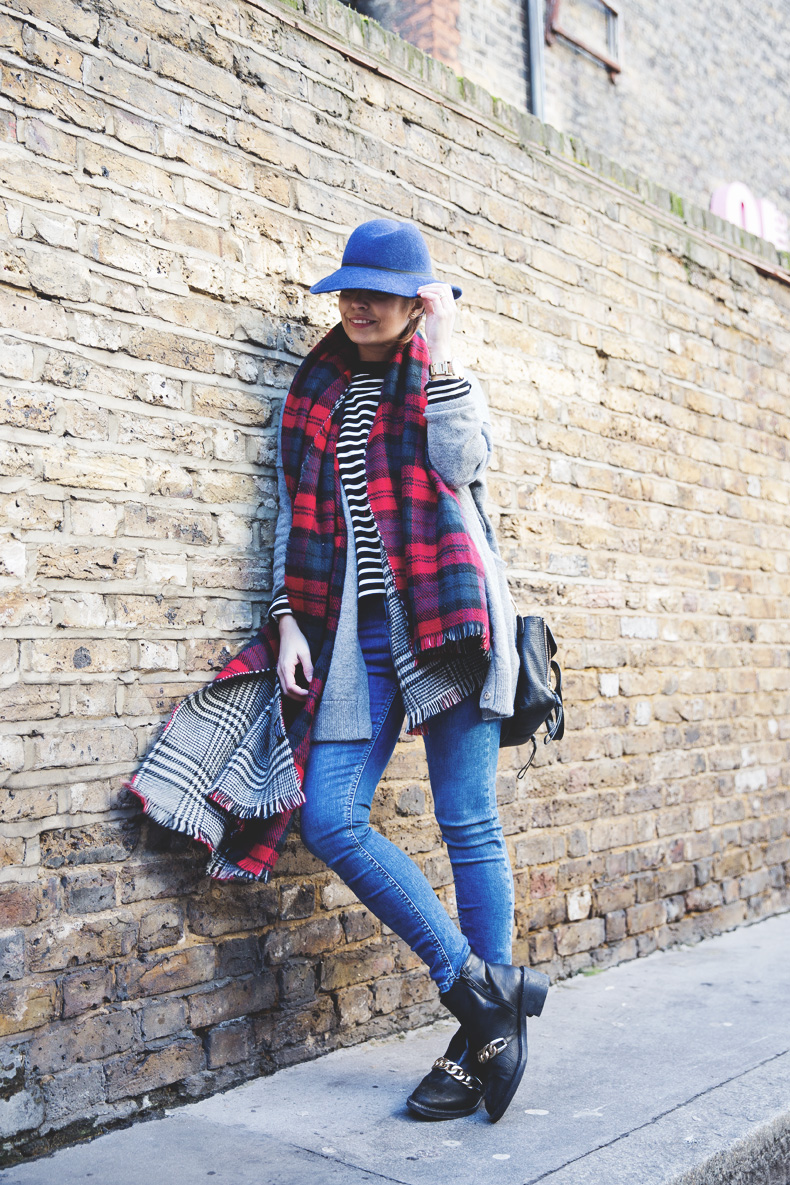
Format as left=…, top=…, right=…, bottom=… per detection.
left=428, top=359, right=459, bottom=378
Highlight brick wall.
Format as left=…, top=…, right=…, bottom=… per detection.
left=543, top=0, right=790, bottom=216
left=1, top=0, right=789, bottom=1160
left=348, top=0, right=528, bottom=109
left=457, top=0, right=530, bottom=110
left=345, top=0, right=790, bottom=220
left=355, top=0, right=462, bottom=73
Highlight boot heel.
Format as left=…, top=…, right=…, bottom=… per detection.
left=522, top=968, right=550, bottom=1017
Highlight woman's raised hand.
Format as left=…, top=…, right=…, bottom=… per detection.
left=277, top=614, right=314, bottom=700
left=416, top=281, right=456, bottom=363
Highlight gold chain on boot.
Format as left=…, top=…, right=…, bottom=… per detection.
left=432, top=1056, right=484, bottom=1092
left=477, top=1036, right=509, bottom=1064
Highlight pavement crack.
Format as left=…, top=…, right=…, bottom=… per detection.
left=521, top=1045, right=790, bottom=1185
left=267, top=1136, right=413, bottom=1184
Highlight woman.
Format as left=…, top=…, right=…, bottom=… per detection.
left=128, top=218, right=548, bottom=1126
left=271, top=218, right=549, bottom=1123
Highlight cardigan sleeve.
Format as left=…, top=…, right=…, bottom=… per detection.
left=268, top=398, right=294, bottom=622
left=423, top=367, right=493, bottom=490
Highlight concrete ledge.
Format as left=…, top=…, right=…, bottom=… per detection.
left=2, top=912, right=789, bottom=1184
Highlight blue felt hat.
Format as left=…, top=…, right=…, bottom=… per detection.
left=310, top=218, right=462, bottom=300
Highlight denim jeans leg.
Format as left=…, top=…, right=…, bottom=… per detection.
left=422, top=690, right=515, bottom=965
left=299, top=596, right=472, bottom=993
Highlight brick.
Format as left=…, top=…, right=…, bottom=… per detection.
left=119, top=859, right=202, bottom=904
left=0, top=786, right=56, bottom=824
left=28, top=638, right=130, bottom=674
left=686, top=884, right=724, bottom=912
left=335, top=985, right=372, bottom=1027
left=530, top=869, right=557, bottom=899
left=567, top=887, right=592, bottom=921
left=140, top=997, right=188, bottom=1041
left=527, top=896, right=567, bottom=931
left=279, top=882, right=315, bottom=920
left=0, top=836, right=25, bottom=866
left=216, top=936, right=262, bottom=979
left=188, top=973, right=277, bottom=1028
left=115, top=946, right=216, bottom=1000
left=0, top=881, right=56, bottom=924
left=0, top=980, right=58, bottom=1036
left=514, top=834, right=558, bottom=867
left=0, top=387, right=55, bottom=430
left=0, top=1089, right=43, bottom=1138
left=40, top=822, right=140, bottom=869
left=124, top=503, right=212, bottom=544
left=626, top=900, right=669, bottom=935
left=372, top=977, right=403, bottom=1015
left=61, top=966, right=114, bottom=1019
left=528, top=931, right=556, bottom=963
left=205, top=1019, right=252, bottom=1068
left=555, top=919, right=605, bottom=956
left=287, top=917, right=345, bottom=958
left=104, top=1037, right=205, bottom=1102
left=35, top=546, right=138, bottom=582
left=268, top=997, right=336, bottom=1052
left=41, top=1063, right=105, bottom=1128
left=30, top=725, right=138, bottom=770
left=0, top=930, right=25, bottom=981
left=28, top=916, right=138, bottom=973
left=29, top=1010, right=136, bottom=1074
left=186, top=884, right=279, bottom=937
left=61, top=870, right=117, bottom=914
left=82, top=55, right=179, bottom=121
left=41, top=448, right=147, bottom=492
left=341, top=908, right=379, bottom=943
left=278, top=960, right=316, bottom=1004
left=0, top=682, right=59, bottom=724
left=319, top=947, right=395, bottom=991
left=138, top=903, right=185, bottom=952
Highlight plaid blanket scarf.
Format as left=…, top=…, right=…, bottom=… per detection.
left=125, top=325, right=491, bottom=881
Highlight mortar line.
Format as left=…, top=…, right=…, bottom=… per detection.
left=521, top=1044, right=790, bottom=1185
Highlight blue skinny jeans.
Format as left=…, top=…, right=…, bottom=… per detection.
left=299, top=593, right=515, bottom=994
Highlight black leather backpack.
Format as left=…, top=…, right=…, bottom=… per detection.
left=499, top=616, right=565, bottom=778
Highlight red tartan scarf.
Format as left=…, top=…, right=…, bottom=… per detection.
left=281, top=322, right=491, bottom=656
left=128, top=324, right=490, bottom=881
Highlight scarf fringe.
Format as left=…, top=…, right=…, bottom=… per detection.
left=404, top=669, right=485, bottom=736
left=124, top=781, right=219, bottom=853
left=206, top=853, right=271, bottom=883
left=208, top=780, right=305, bottom=822
left=412, top=619, right=490, bottom=656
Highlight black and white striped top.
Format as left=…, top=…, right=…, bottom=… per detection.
left=269, top=363, right=471, bottom=621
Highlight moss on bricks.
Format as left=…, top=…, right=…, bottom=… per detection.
left=669, top=192, right=685, bottom=219
left=569, top=136, right=590, bottom=167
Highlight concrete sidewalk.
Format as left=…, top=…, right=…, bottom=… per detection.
left=3, top=912, right=789, bottom=1185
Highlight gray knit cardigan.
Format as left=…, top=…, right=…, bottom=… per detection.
left=271, top=364, right=519, bottom=741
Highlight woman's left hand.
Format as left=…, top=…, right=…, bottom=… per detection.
left=417, top=282, right=456, bottom=363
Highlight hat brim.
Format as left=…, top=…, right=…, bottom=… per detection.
left=310, top=265, right=462, bottom=300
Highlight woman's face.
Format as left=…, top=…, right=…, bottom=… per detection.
left=338, top=289, right=421, bottom=360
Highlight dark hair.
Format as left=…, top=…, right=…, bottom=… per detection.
left=395, top=299, right=425, bottom=348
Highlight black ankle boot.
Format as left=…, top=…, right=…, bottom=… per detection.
left=406, top=1025, right=484, bottom=1120
left=439, top=952, right=550, bottom=1123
